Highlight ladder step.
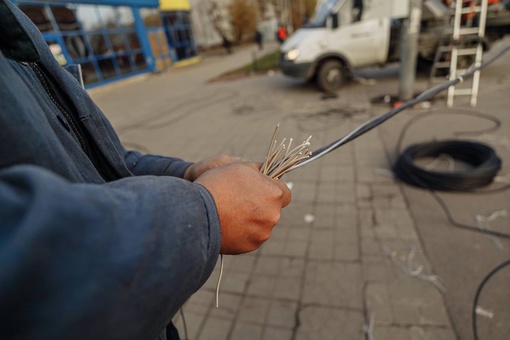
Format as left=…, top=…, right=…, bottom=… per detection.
left=445, top=0, right=486, bottom=106
left=438, top=46, right=452, bottom=52
left=434, top=62, right=451, bottom=68
left=458, top=6, right=482, bottom=14
left=456, top=48, right=478, bottom=55
left=458, top=27, right=481, bottom=35
left=452, top=88, right=473, bottom=96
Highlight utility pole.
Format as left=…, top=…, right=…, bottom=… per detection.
left=287, top=0, right=294, bottom=34
left=398, top=0, right=423, bottom=101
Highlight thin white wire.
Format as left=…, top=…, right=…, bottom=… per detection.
left=475, top=210, right=507, bottom=250
left=215, top=254, right=224, bottom=308
left=383, top=245, right=446, bottom=292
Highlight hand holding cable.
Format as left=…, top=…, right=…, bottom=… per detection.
left=195, top=162, right=291, bottom=254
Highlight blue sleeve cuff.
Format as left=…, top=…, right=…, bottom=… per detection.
left=124, top=151, right=193, bottom=178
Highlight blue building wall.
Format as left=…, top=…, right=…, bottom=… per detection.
left=16, top=0, right=159, bottom=6
left=16, top=0, right=196, bottom=89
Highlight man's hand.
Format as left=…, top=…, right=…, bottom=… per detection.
left=194, top=162, right=291, bottom=255
left=183, top=155, right=241, bottom=182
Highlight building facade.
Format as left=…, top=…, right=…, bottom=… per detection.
left=15, top=0, right=198, bottom=88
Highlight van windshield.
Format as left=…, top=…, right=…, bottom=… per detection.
left=305, top=0, right=342, bottom=28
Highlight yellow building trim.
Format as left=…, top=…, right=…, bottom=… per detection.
left=173, top=56, right=202, bottom=68
left=159, top=0, right=190, bottom=11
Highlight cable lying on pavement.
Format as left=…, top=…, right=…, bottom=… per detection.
left=393, top=140, right=502, bottom=191
left=472, top=259, right=510, bottom=340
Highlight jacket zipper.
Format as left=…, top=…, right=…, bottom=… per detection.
left=30, top=62, right=88, bottom=154
left=30, top=62, right=119, bottom=181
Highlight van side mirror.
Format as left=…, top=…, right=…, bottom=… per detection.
left=328, top=12, right=338, bottom=29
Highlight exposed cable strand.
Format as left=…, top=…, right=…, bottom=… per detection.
left=261, top=124, right=312, bottom=179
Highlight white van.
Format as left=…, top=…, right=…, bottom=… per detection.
left=279, top=0, right=451, bottom=91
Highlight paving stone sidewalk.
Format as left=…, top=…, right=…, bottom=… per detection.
left=89, top=40, right=505, bottom=339
left=165, top=85, right=457, bottom=340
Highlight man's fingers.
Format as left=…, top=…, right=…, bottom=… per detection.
left=243, top=161, right=263, bottom=171
left=274, top=180, right=292, bottom=207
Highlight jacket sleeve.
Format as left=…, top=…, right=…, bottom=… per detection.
left=124, top=150, right=193, bottom=179
left=95, top=110, right=194, bottom=179
left=0, top=165, right=221, bottom=340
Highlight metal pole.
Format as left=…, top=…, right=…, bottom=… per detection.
left=287, top=0, right=294, bottom=33
left=398, top=0, right=423, bottom=101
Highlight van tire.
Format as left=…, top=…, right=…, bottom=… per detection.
left=317, top=60, right=345, bottom=92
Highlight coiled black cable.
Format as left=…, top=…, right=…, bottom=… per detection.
left=393, top=140, right=502, bottom=191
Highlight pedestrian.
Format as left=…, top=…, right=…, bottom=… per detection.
left=255, top=30, right=263, bottom=50
left=221, top=34, right=233, bottom=54
left=277, top=25, right=288, bottom=44
left=0, top=1, right=291, bottom=340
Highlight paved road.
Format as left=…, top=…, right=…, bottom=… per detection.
left=91, top=38, right=510, bottom=340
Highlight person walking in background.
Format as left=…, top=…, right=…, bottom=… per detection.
left=277, top=25, right=288, bottom=44
left=255, top=30, right=263, bottom=51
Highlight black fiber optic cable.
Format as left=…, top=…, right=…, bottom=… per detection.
left=393, top=140, right=502, bottom=192
left=392, top=139, right=510, bottom=239
left=472, top=259, right=510, bottom=340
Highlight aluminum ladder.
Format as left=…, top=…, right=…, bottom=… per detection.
left=430, top=0, right=489, bottom=107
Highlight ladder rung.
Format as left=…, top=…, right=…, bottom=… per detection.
left=434, top=62, right=451, bottom=68
left=452, top=88, right=473, bottom=96
left=438, top=46, right=452, bottom=52
left=456, top=48, right=478, bottom=55
left=459, top=6, right=482, bottom=14
left=458, top=27, right=481, bottom=35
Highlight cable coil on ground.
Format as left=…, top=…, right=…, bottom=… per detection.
left=393, top=140, right=502, bottom=191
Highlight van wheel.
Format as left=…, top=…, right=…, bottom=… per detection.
left=317, top=60, right=345, bottom=92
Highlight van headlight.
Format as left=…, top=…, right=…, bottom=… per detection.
left=285, top=48, right=300, bottom=61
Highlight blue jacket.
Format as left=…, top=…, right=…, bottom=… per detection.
left=0, top=1, right=221, bottom=339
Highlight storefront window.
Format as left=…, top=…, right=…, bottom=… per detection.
left=19, top=5, right=54, bottom=32
left=88, top=34, right=109, bottom=56
left=80, top=61, right=99, bottom=85
left=19, top=2, right=151, bottom=88
left=48, top=42, right=67, bottom=66
left=98, top=6, right=118, bottom=28
left=140, top=8, right=162, bottom=28
left=134, top=52, right=147, bottom=70
left=64, top=34, right=88, bottom=59
left=98, top=58, right=117, bottom=79
left=126, top=32, right=141, bottom=50
left=161, top=11, right=197, bottom=61
left=51, top=5, right=79, bottom=31
left=118, top=7, right=135, bottom=28
left=75, top=5, right=101, bottom=31
left=109, top=33, right=127, bottom=53
left=116, top=55, right=132, bottom=74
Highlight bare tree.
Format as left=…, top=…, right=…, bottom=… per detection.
left=267, top=0, right=284, bottom=23
left=255, top=0, right=267, bottom=19
left=228, top=0, right=258, bottom=43
left=205, top=0, right=234, bottom=53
